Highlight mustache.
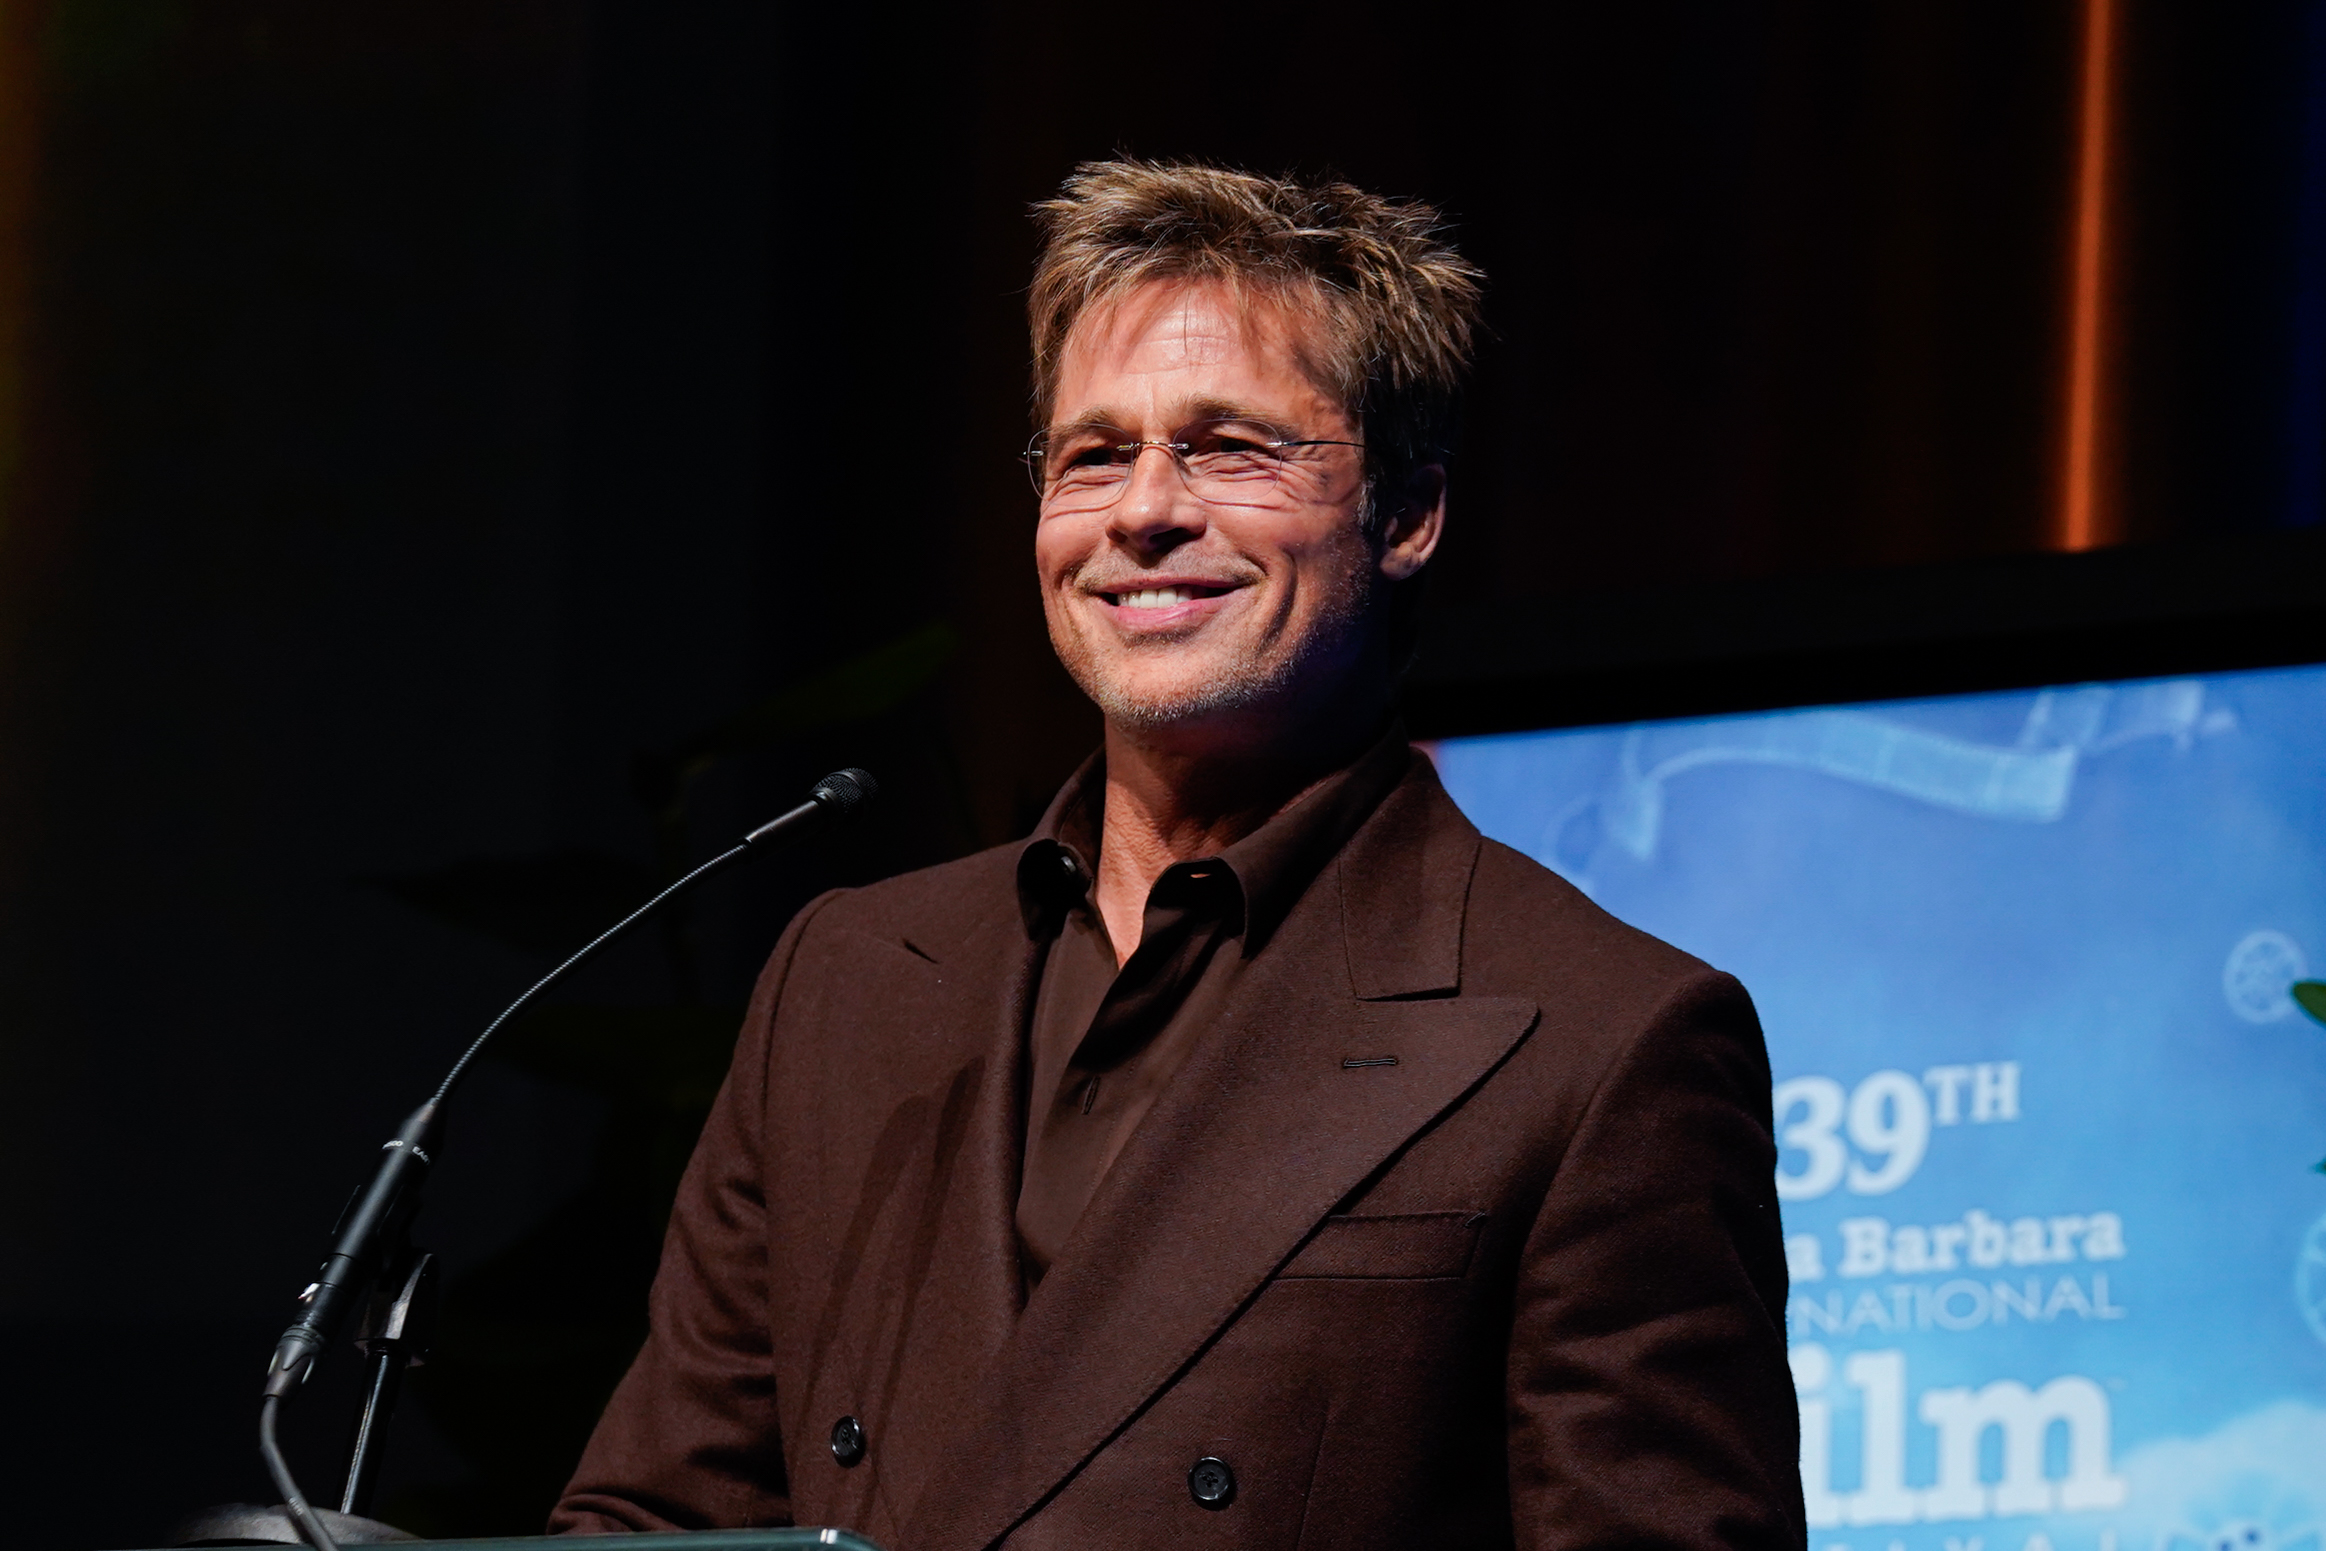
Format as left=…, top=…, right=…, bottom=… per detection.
left=1070, top=561, right=1261, bottom=595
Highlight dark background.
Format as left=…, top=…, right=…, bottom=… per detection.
left=0, top=1, right=2319, bottom=1545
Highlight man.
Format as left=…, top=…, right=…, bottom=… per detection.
left=553, top=161, right=1802, bottom=1550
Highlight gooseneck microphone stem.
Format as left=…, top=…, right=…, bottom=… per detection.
left=429, top=824, right=767, bottom=1105
left=257, top=770, right=877, bottom=1551
left=262, top=1395, right=337, bottom=1551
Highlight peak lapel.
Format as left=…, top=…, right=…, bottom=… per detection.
left=813, top=912, right=1033, bottom=1543
left=905, top=772, right=1537, bottom=1551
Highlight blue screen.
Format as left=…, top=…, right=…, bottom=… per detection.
left=1432, top=662, right=2326, bottom=1551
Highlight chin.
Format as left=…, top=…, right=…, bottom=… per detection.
left=1076, top=655, right=1295, bottom=731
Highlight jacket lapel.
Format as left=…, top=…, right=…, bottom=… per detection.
left=814, top=910, right=1035, bottom=1544
left=904, top=770, right=1539, bottom=1551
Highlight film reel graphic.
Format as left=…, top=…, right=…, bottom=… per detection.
left=2300, top=1213, right=2326, bottom=1348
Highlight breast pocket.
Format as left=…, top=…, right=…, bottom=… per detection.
left=1275, top=1211, right=1485, bottom=1281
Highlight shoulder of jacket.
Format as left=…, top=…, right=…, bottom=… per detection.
left=797, top=838, right=1025, bottom=953
left=1463, top=835, right=1731, bottom=1009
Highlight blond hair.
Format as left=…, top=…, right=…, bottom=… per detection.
left=1028, top=160, right=1485, bottom=490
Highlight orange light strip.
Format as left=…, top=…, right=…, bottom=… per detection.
left=0, top=1, right=37, bottom=544
left=2057, top=0, right=2119, bottom=551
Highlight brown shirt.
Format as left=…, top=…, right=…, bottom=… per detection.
left=1010, top=727, right=1415, bottom=1282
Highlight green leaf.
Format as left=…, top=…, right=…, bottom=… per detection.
left=395, top=1008, right=745, bottom=1534
left=2292, top=980, right=2326, bottom=1027
left=485, top=1003, right=744, bottom=1109
left=45, top=0, right=193, bottom=93
left=633, top=620, right=958, bottom=816
left=698, top=618, right=958, bottom=751
left=363, top=848, right=653, bottom=954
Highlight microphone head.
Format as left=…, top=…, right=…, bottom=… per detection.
left=811, top=768, right=878, bottom=817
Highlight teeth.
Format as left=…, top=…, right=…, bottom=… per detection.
left=1120, top=587, right=1196, bottom=609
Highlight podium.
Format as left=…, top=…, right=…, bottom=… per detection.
left=132, top=1525, right=883, bottom=1551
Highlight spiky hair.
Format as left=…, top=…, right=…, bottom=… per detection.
left=1028, top=160, right=1485, bottom=485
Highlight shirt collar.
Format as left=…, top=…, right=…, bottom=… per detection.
left=1016, top=750, right=1103, bottom=939
left=1015, top=723, right=1415, bottom=951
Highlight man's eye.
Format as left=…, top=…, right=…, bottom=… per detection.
left=1190, top=418, right=1283, bottom=455
left=1053, top=441, right=1126, bottom=471
left=1188, top=427, right=1276, bottom=456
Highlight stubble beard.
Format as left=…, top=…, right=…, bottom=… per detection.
left=1053, top=558, right=1378, bottom=733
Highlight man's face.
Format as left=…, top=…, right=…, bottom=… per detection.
left=1034, top=280, right=1435, bottom=744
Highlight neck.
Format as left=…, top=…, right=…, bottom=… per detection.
left=1091, top=695, right=1389, bottom=964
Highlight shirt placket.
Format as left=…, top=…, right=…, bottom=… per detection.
left=1066, top=865, right=1236, bottom=1113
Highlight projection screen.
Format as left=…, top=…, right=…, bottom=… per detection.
left=1433, top=661, right=2326, bottom=1551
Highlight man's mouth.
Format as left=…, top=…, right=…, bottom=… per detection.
left=1102, top=584, right=1232, bottom=608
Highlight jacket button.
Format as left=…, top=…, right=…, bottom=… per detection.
left=830, top=1414, right=866, bottom=1468
left=1187, top=1455, right=1235, bottom=1509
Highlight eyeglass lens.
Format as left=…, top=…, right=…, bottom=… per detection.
left=1027, top=420, right=1345, bottom=513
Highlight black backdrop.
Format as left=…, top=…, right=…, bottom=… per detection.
left=0, top=2, right=2317, bottom=1544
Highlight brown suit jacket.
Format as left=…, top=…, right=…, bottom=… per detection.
left=554, top=755, right=1804, bottom=1550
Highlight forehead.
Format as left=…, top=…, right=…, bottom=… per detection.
left=1051, top=279, right=1342, bottom=429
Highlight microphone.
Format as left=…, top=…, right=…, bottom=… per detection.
left=257, top=770, right=878, bottom=1551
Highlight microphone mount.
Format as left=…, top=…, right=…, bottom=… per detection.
left=255, top=768, right=878, bottom=1551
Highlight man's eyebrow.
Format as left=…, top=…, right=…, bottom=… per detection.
left=1045, top=398, right=1293, bottom=437
left=1178, top=396, right=1281, bottom=428
left=1045, top=410, right=1130, bottom=438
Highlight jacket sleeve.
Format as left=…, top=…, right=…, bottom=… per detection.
left=1506, top=969, right=1805, bottom=1551
left=550, top=890, right=844, bottom=1534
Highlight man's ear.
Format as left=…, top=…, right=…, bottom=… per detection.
left=1377, top=464, right=1447, bottom=581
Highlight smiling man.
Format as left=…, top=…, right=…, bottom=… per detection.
left=554, top=162, right=1803, bottom=1551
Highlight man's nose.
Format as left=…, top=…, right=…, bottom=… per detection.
left=1106, top=445, right=1205, bottom=550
